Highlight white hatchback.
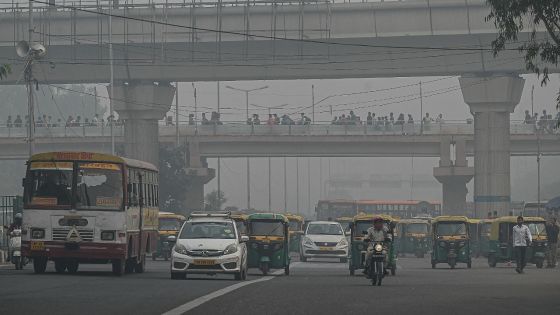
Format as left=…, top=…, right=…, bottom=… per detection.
left=300, top=221, right=348, bottom=263
left=170, top=214, right=248, bottom=280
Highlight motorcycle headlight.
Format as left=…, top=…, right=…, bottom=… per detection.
left=223, top=244, right=238, bottom=255
left=374, top=244, right=383, bottom=252
left=458, top=241, right=465, bottom=248
left=337, top=239, right=348, bottom=248
left=173, top=243, right=188, bottom=255
left=439, top=241, right=446, bottom=247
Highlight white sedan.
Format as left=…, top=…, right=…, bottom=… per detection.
left=170, top=216, right=248, bottom=280
left=300, top=221, right=348, bottom=263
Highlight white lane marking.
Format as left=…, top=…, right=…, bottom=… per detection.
left=162, top=263, right=301, bottom=315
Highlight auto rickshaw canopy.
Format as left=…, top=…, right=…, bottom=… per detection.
left=432, top=216, right=469, bottom=223
left=247, top=212, right=289, bottom=223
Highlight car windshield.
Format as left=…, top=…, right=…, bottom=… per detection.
left=249, top=221, right=284, bottom=236
left=159, top=218, right=183, bottom=231
left=307, top=223, right=343, bottom=235
left=436, top=222, right=467, bottom=236
left=76, top=163, right=123, bottom=210
left=180, top=221, right=236, bottom=239
left=407, top=223, right=429, bottom=234
left=25, top=162, right=73, bottom=208
left=526, top=222, right=547, bottom=237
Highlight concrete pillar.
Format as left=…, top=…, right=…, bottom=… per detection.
left=459, top=75, right=525, bottom=217
left=110, top=81, right=175, bottom=166
left=183, top=139, right=215, bottom=215
left=434, top=137, right=474, bottom=216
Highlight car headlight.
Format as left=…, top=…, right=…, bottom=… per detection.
left=337, top=239, right=348, bottom=248
left=173, top=243, right=188, bottom=255
left=31, top=228, right=45, bottom=239
left=374, top=244, right=383, bottom=252
left=223, top=244, right=238, bottom=255
left=303, top=237, right=314, bottom=247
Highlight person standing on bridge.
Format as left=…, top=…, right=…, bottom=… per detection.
left=513, top=216, right=532, bottom=274
left=545, top=218, right=559, bottom=268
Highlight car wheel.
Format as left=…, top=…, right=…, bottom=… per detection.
left=340, top=257, right=348, bottom=263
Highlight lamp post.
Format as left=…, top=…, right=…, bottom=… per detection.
left=225, top=85, right=269, bottom=210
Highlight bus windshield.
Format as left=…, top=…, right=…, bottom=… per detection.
left=436, top=222, right=467, bottom=236
left=25, top=162, right=73, bottom=207
left=76, top=163, right=123, bottom=210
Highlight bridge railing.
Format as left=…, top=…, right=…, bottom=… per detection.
left=0, top=120, right=552, bottom=138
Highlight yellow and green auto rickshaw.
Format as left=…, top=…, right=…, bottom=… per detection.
left=478, top=219, right=494, bottom=257
left=246, top=213, right=291, bottom=275
left=431, top=216, right=471, bottom=269
left=231, top=212, right=249, bottom=236
left=153, top=212, right=186, bottom=261
left=398, top=219, right=431, bottom=258
left=285, top=214, right=305, bottom=253
left=336, top=216, right=354, bottom=235
left=487, top=216, right=548, bottom=268
left=348, top=214, right=398, bottom=276
left=468, top=219, right=481, bottom=257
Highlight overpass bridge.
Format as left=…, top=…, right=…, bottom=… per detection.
left=0, top=0, right=556, bottom=215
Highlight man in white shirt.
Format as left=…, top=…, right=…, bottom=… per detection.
left=512, top=216, right=532, bottom=273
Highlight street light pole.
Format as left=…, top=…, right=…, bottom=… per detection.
left=109, top=0, right=115, bottom=155
left=284, top=157, right=287, bottom=212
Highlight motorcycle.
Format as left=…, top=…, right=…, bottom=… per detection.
left=9, top=229, right=26, bottom=270
left=366, top=240, right=386, bottom=286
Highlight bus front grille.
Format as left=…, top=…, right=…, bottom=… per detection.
left=52, top=228, right=95, bottom=242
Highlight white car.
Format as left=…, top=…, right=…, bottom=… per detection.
left=300, top=221, right=348, bottom=263
left=170, top=213, right=248, bottom=280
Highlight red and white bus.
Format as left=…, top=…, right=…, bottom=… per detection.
left=22, top=152, right=159, bottom=275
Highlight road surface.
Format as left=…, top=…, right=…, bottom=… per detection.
left=1, top=256, right=558, bottom=314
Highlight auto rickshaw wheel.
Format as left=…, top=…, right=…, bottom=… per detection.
left=488, top=254, right=497, bottom=268
left=151, top=253, right=157, bottom=261
left=536, top=260, right=544, bottom=269
left=340, top=257, right=347, bottom=263
left=284, top=265, right=290, bottom=276
left=349, top=266, right=355, bottom=276
left=390, top=265, right=396, bottom=276
left=431, top=263, right=436, bottom=269
left=467, top=261, right=472, bottom=269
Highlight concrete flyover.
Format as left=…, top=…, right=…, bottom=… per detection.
left=0, top=0, right=557, bottom=84
left=0, top=122, right=558, bottom=159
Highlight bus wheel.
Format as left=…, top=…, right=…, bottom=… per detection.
left=112, top=259, right=125, bottom=276
left=33, top=257, right=47, bottom=274
left=67, top=261, right=79, bottom=274
left=54, top=260, right=67, bottom=273
left=135, top=255, right=146, bottom=273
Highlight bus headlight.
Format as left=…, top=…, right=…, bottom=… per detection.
left=31, top=228, right=45, bottom=239
left=101, top=231, right=115, bottom=241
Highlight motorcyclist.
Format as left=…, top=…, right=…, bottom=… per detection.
left=363, top=216, right=392, bottom=275
left=6, top=213, right=23, bottom=262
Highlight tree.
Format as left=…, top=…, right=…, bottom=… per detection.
left=0, top=64, right=10, bottom=80
left=159, top=145, right=190, bottom=214
left=487, top=0, right=560, bottom=121
left=205, top=190, right=227, bottom=212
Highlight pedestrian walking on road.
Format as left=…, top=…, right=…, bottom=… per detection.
left=513, top=216, right=532, bottom=273
left=545, top=218, right=559, bottom=268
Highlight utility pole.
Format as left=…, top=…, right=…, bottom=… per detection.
left=312, top=84, right=315, bottom=122
left=296, top=158, right=300, bottom=215
left=247, top=157, right=251, bottom=210
left=284, top=157, right=287, bottom=213
left=531, top=85, right=534, bottom=117
left=319, top=157, right=323, bottom=199
left=268, top=157, right=272, bottom=211
left=175, top=82, right=179, bottom=147
left=419, top=81, right=423, bottom=135
left=217, top=81, right=221, bottom=196
left=109, top=0, right=115, bottom=155
left=537, top=131, right=541, bottom=217
left=307, top=158, right=311, bottom=214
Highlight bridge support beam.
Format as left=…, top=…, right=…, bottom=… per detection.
left=459, top=75, right=525, bottom=217
left=184, top=139, right=215, bottom=215
left=110, top=81, right=175, bottom=166
left=434, top=137, right=473, bottom=216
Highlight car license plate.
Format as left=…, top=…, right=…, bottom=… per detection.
left=31, top=241, right=45, bottom=251
left=319, top=247, right=333, bottom=251
left=193, top=259, right=215, bottom=266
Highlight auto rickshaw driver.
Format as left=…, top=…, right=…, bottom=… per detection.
left=363, top=216, right=392, bottom=275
